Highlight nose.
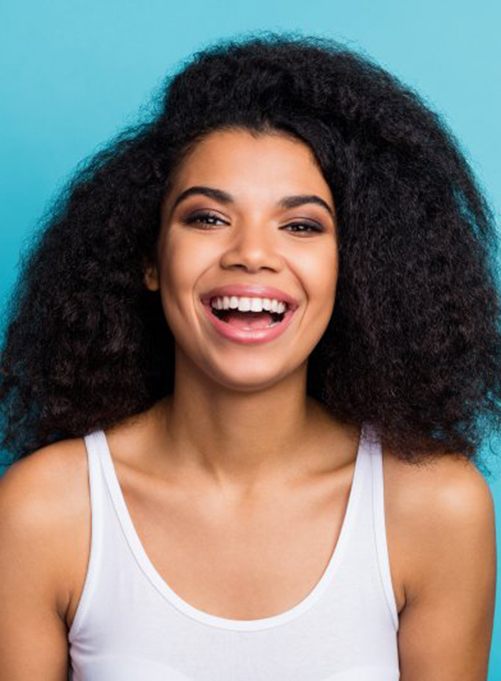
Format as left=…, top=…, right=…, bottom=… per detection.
left=219, top=220, right=283, bottom=273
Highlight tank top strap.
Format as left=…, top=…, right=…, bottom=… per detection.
left=68, top=430, right=106, bottom=640
left=365, top=424, right=399, bottom=631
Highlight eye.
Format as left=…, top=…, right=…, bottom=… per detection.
left=182, top=212, right=324, bottom=234
left=183, top=211, right=227, bottom=228
left=284, top=222, right=324, bottom=234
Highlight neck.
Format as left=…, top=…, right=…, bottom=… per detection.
left=156, top=355, right=340, bottom=492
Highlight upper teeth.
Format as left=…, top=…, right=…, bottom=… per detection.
left=210, top=296, right=288, bottom=313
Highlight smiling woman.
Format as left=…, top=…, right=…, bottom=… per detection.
left=0, top=31, right=499, bottom=681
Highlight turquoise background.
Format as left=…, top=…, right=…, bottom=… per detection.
left=1, top=0, right=500, bottom=674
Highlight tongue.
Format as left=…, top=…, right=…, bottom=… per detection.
left=224, top=310, right=274, bottom=329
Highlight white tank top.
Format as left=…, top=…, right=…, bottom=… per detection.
left=68, top=422, right=400, bottom=680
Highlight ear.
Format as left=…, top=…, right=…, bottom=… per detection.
left=143, top=260, right=160, bottom=291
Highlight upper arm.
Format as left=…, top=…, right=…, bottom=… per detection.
left=398, top=460, right=497, bottom=681
left=0, top=450, right=72, bottom=680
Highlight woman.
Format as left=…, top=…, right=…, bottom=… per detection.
left=0, top=33, right=498, bottom=680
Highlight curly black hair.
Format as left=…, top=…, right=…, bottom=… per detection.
left=1, top=31, right=500, bottom=477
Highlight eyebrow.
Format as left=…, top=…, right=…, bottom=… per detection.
left=171, top=185, right=335, bottom=219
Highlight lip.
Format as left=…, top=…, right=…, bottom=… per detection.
left=200, top=284, right=300, bottom=310
left=200, top=298, right=298, bottom=345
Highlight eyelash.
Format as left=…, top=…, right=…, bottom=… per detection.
left=183, top=211, right=323, bottom=234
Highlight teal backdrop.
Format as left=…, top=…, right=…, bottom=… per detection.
left=1, top=0, right=500, bottom=674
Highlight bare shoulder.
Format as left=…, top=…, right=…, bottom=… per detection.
left=383, top=444, right=494, bottom=513
left=0, top=438, right=92, bottom=676
left=383, top=446, right=495, bottom=598
left=382, top=447, right=497, bottom=679
left=0, top=436, right=89, bottom=619
left=0, top=436, right=89, bottom=518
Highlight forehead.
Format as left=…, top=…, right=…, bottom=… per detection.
left=172, top=128, right=331, bottom=196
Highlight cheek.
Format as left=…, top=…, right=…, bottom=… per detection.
left=160, top=234, right=212, bottom=291
left=297, top=247, right=338, bottom=304
left=156, top=236, right=217, bottom=332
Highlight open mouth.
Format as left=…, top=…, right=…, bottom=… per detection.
left=200, top=295, right=297, bottom=342
left=210, top=307, right=286, bottom=328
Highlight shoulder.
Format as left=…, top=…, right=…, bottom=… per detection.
left=0, top=436, right=88, bottom=507
left=383, top=447, right=496, bottom=606
left=383, top=446, right=494, bottom=512
left=0, top=437, right=88, bottom=518
left=382, top=449, right=497, bottom=678
left=0, top=437, right=89, bottom=617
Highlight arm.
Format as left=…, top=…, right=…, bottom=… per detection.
left=0, top=451, right=71, bottom=680
left=398, top=460, right=497, bottom=681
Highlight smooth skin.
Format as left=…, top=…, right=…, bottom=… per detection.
left=0, top=129, right=496, bottom=680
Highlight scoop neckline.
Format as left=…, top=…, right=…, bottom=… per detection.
left=96, top=423, right=367, bottom=631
